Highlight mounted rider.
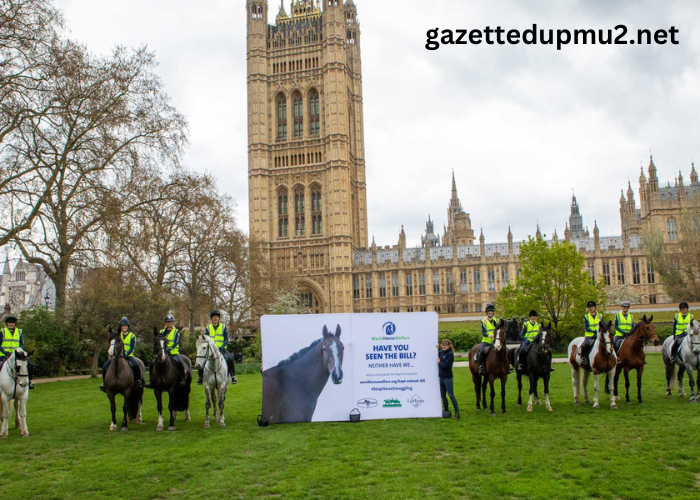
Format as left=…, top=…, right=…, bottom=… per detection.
left=477, top=303, right=499, bottom=375
left=0, top=314, right=34, bottom=390
left=145, top=314, right=187, bottom=389
left=579, top=301, right=602, bottom=368
left=517, top=310, right=540, bottom=372
left=670, top=302, right=694, bottom=364
left=612, top=301, right=634, bottom=361
left=99, top=317, right=143, bottom=393
left=197, top=310, right=237, bottom=386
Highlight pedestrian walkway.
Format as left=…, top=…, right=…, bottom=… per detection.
left=34, top=375, right=94, bottom=385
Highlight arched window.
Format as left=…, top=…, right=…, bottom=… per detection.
left=311, top=185, right=322, bottom=235
left=309, top=89, right=320, bottom=136
left=293, top=91, right=303, bottom=138
left=667, top=217, right=679, bottom=242
left=277, top=94, right=287, bottom=140
left=278, top=188, right=288, bottom=238
left=295, top=186, right=305, bottom=237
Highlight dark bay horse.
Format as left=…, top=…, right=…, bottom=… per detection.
left=151, top=330, right=192, bottom=431
left=613, top=315, right=659, bottom=405
left=104, top=331, right=144, bottom=431
left=468, top=320, right=509, bottom=415
left=262, top=324, right=344, bottom=425
left=510, top=323, right=554, bottom=412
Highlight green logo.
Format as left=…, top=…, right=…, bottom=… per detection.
left=383, top=398, right=402, bottom=408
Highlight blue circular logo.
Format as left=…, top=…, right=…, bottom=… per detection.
left=383, top=322, right=396, bottom=336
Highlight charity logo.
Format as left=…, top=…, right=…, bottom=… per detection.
left=357, top=398, right=378, bottom=409
left=408, top=395, right=424, bottom=408
left=382, top=322, right=396, bottom=336
left=383, top=398, right=402, bottom=408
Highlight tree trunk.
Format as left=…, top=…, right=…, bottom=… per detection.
left=90, top=344, right=101, bottom=378
left=53, top=262, right=70, bottom=321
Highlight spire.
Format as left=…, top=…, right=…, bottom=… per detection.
left=552, top=229, right=559, bottom=241
left=627, top=181, right=635, bottom=202
left=479, top=228, right=485, bottom=243
left=620, top=189, right=626, bottom=205
left=2, top=251, right=10, bottom=275
left=593, top=220, right=599, bottom=237
left=535, top=223, right=542, bottom=239
left=507, top=225, right=513, bottom=240
left=692, top=162, right=698, bottom=185
left=648, top=153, right=657, bottom=177
left=279, top=0, right=287, bottom=17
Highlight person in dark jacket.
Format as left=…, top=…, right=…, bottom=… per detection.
left=437, top=339, right=459, bottom=420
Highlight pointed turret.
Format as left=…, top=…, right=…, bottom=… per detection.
left=479, top=228, right=485, bottom=258
left=691, top=162, right=698, bottom=186
left=535, top=224, right=542, bottom=239
left=678, top=170, right=686, bottom=198
left=620, top=189, right=626, bottom=207
left=398, top=225, right=406, bottom=250
left=627, top=181, right=635, bottom=203
left=564, top=222, right=571, bottom=242
left=648, top=154, right=659, bottom=194
left=2, top=251, right=10, bottom=276
left=552, top=229, right=559, bottom=242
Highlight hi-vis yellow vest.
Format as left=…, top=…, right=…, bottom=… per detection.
left=585, top=313, right=601, bottom=337
left=524, top=321, right=540, bottom=341
left=481, top=317, right=499, bottom=345
left=615, top=313, right=633, bottom=337
left=675, top=313, right=694, bottom=336
left=160, top=328, right=179, bottom=355
left=206, top=324, right=225, bottom=349
left=0, top=328, right=21, bottom=357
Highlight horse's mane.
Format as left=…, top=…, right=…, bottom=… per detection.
left=276, top=339, right=322, bottom=367
left=628, top=322, right=643, bottom=336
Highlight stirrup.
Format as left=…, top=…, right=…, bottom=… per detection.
left=99, top=385, right=106, bottom=393
left=231, top=376, right=238, bottom=385
left=196, top=377, right=203, bottom=385
left=478, top=366, right=486, bottom=375
left=145, top=381, right=153, bottom=389
left=518, top=364, right=525, bottom=372
left=135, top=380, right=143, bottom=389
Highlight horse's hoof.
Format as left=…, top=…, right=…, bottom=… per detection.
left=120, top=427, right=128, bottom=432
left=476, top=408, right=481, bottom=412
left=573, top=402, right=580, bottom=407
left=136, top=420, right=144, bottom=425
left=680, top=394, right=686, bottom=398
left=547, top=406, right=553, bottom=412
left=1, top=435, right=7, bottom=439
left=219, top=423, right=226, bottom=428
left=593, top=404, right=600, bottom=409
left=535, top=400, right=542, bottom=406
left=626, top=401, right=633, bottom=405
left=584, top=399, right=591, bottom=405
left=611, top=405, right=618, bottom=410
left=204, top=423, right=210, bottom=429
left=109, top=425, right=117, bottom=432
left=638, top=402, right=644, bottom=405
left=21, top=433, right=28, bottom=438
left=156, top=426, right=163, bottom=432
left=527, top=406, right=533, bottom=412
left=168, top=426, right=176, bottom=431
left=490, top=412, right=496, bottom=417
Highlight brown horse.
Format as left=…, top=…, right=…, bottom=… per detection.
left=613, top=315, right=659, bottom=405
left=468, top=320, right=509, bottom=415
left=104, top=331, right=144, bottom=431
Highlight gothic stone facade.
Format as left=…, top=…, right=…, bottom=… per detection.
left=247, top=1, right=675, bottom=314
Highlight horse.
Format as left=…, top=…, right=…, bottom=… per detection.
left=195, top=335, right=229, bottom=429
left=613, top=315, right=659, bottom=405
left=468, top=320, right=509, bottom=415
left=261, top=324, right=344, bottom=425
left=104, top=330, right=145, bottom=431
left=662, top=319, right=700, bottom=401
left=0, top=349, right=31, bottom=438
left=511, top=323, right=554, bottom=412
left=151, top=330, right=192, bottom=431
left=568, top=320, right=618, bottom=409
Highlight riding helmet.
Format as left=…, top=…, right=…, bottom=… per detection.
left=679, top=302, right=689, bottom=310
left=4, top=314, right=18, bottom=323
left=587, top=301, right=597, bottom=308
left=119, top=317, right=130, bottom=327
left=210, top=309, right=221, bottom=319
left=485, top=303, right=495, bottom=313
left=165, top=314, right=175, bottom=323
left=621, top=301, right=631, bottom=308
left=529, top=310, right=538, bottom=318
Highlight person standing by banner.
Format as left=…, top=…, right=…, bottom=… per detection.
left=437, top=339, right=460, bottom=420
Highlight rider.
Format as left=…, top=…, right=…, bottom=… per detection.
left=613, top=301, right=634, bottom=361
left=477, top=303, right=499, bottom=375
left=517, top=310, right=540, bottom=372
left=670, top=302, right=694, bottom=364
left=579, top=301, right=602, bottom=369
left=145, top=315, right=187, bottom=389
left=0, top=315, right=34, bottom=390
left=197, top=310, right=237, bottom=386
left=99, top=317, right=142, bottom=393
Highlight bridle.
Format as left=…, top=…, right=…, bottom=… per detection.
left=2, top=352, right=29, bottom=399
left=196, top=338, right=223, bottom=386
left=535, top=330, right=551, bottom=356
left=109, top=339, right=126, bottom=360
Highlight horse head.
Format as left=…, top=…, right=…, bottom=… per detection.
left=598, top=320, right=614, bottom=356
left=322, top=324, right=344, bottom=384
left=538, top=322, right=553, bottom=353
left=153, top=329, right=167, bottom=361
left=688, top=319, right=700, bottom=355
left=12, top=348, right=30, bottom=386
left=107, top=328, right=123, bottom=359
left=194, top=335, right=214, bottom=370
left=639, top=315, right=660, bottom=345
left=493, top=319, right=507, bottom=352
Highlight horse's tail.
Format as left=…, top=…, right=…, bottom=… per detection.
left=127, top=390, right=141, bottom=420
left=174, top=380, right=191, bottom=412
left=604, top=372, right=610, bottom=394
left=669, top=364, right=678, bottom=391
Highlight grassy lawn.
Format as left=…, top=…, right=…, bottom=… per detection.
left=1, top=355, right=699, bottom=499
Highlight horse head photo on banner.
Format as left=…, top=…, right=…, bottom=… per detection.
left=322, top=324, right=344, bottom=385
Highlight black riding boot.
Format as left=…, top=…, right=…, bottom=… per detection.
left=145, top=361, right=155, bottom=389
left=175, top=357, right=186, bottom=387
left=99, top=360, right=110, bottom=392
left=27, top=361, right=35, bottom=390
left=518, top=344, right=528, bottom=372
left=671, top=337, right=681, bottom=363
left=478, top=348, right=487, bottom=375
left=197, top=368, right=203, bottom=385
left=128, top=360, right=143, bottom=389
left=226, top=355, right=238, bottom=384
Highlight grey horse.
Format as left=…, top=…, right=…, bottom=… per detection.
left=662, top=319, right=700, bottom=401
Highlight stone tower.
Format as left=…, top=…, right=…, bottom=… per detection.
left=246, top=0, right=368, bottom=313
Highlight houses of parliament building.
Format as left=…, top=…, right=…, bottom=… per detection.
left=246, top=0, right=696, bottom=315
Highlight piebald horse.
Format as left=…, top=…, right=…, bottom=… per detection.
left=151, top=332, right=192, bottom=431
left=0, top=349, right=31, bottom=438
left=613, top=315, right=659, bottom=405
left=662, top=319, right=700, bottom=401
left=104, top=330, right=144, bottom=431
left=195, top=335, right=229, bottom=429
left=568, top=321, right=618, bottom=409
left=468, top=320, right=509, bottom=415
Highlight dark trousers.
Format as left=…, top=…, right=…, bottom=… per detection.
left=440, top=377, right=459, bottom=412
left=672, top=334, right=686, bottom=358
left=613, top=336, right=625, bottom=353
left=103, top=358, right=141, bottom=384
left=580, top=336, right=596, bottom=360
left=519, top=340, right=531, bottom=366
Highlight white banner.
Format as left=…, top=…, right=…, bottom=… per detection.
left=260, top=313, right=441, bottom=424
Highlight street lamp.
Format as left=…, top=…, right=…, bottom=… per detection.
left=44, top=292, right=50, bottom=310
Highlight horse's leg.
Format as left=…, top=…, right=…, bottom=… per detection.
left=583, top=370, right=592, bottom=404
left=686, top=364, right=696, bottom=402
left=213, top=386, right=219, bottom=424
left=593, top=374, right=600, bottom=409
left=219, top=384, right=227, bottom=428
left=481, top=376, right=488, bottom=409
left=472, top=374, right=481, bottom=411
left=623, top=367, right=631, bottom=403
left=121, top=389, right=130, bottom=431
left=489, top=377, right=496, bottom=416
left=137, top=396, right=143, bottom=425
left=109, top=394, right=118, bottom=431
left=679, top=366, right=687, bottom=397
left=204, top=384, right=212, bottom=429
left=571, top=366, right=580, bottom=406
left=14, top=398, right=20, bottom=428
left=0, top=394, right=9, bottom=437
left=544, top=373, right=552, bottom=412
left=168, top=389, right=177, bottom=430
left=637, top=366, right=645, bottom=404
left=527, top=374, right=535, bottom=412
left=613, top=365, right=621, bottom=401
left=155, top=390, right=164, bottom=431
left=609, top=370, right=618, bottom=409
left=18, top=396, right=28, bottom=437
left=500, top=376, right=507, bottom=414
left=517, top=373, right=523, bottom=407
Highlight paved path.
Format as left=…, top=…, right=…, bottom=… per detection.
left=34, top=375, right=94, bottom=385
left=454, top=357, right=571, bottom=368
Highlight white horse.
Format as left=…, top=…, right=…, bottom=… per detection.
left=663, top=319, right=700, bottom=401
left=195, top=335, right=229, bottom=429
left=568, top=321, right=618, bottom=409
left=0, top=349, right=31, bottom=438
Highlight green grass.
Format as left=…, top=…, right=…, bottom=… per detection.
left=1, top=356, right=699, bottom=499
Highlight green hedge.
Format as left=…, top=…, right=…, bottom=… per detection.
left=438, top=328, right=482, bottom=352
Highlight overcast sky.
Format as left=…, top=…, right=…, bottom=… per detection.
left=54, top=0, right=700, bottom=248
